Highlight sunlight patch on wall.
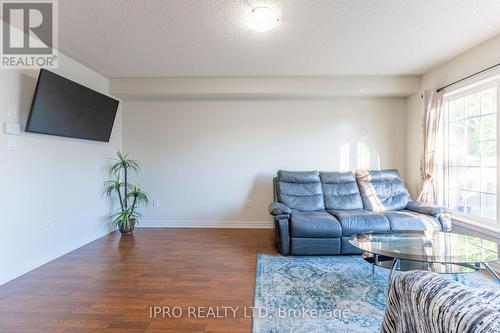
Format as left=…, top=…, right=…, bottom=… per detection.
left=339, top=143, right=350, bottom=171
left=357, top=137, right=370, bottom=170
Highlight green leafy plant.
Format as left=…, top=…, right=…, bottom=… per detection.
left=104, top=151, right=148, bottom=234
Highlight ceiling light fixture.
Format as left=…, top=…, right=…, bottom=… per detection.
left=247, top=7, right=279, bottom=32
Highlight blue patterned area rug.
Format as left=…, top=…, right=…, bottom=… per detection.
left=252, top=254, right=496, bottom=333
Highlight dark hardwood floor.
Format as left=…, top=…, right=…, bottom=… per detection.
left=0, top=228, right=277, bottom=333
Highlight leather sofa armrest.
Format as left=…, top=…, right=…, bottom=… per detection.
left=438, top=212, right=452, bottom=232
left=406, top=201, right=452, bottom=232
left=406, top=201, right=449, bottom=216
left=268, top=202, right=292, bottom=216
left=269, top=202, right=291, bottom=254
left=274, top=216, right=290, bottom=255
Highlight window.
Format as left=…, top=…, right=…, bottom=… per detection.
left=437, top=79, right=499, bottom=225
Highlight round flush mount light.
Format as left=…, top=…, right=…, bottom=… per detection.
left=247, top=7, right=279, bottom=32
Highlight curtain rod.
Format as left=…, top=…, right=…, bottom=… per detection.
left=436, top=62, right=500, bottom=93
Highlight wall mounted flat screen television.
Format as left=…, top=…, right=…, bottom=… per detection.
left=26, top=69, right=119, bottom=142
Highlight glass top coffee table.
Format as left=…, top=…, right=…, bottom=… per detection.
left=349, top=230, right=500, bottom=286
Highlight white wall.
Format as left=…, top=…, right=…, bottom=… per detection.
left=406, top=33, right=500, bottom=196
left=123, top=98, right=406, bottom=227
left=0, top=54, right=122, bottom=285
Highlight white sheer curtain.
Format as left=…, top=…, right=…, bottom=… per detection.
left=417, top=90, right=444, bottom=204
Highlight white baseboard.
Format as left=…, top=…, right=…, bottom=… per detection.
left=139, top=220, right=273, bottom=229
left=0, top=229, right=113, bottom=286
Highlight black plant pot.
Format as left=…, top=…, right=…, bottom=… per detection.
left=119, top=218, right=136, bottom=235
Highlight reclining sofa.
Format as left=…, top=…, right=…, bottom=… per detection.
left=268, top=169, right=451, bottom=255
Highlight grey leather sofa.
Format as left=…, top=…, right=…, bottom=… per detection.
left=268, top=169, right=451, bottom=255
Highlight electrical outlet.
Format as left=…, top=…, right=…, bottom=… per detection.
left=7, top=104, right=17, bottom=118
left=153, top=199, right=159, bottom=207
left=246, top=200, right=253, bottom=209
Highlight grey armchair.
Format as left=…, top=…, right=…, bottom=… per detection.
left=382, top=271, right=499, bottom=333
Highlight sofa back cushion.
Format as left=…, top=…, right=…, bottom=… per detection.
left=320, top=171, right=363, bottom=210
left=277, top=170, right=324, bottom=211
left=355, top=169, right=410, bottom=212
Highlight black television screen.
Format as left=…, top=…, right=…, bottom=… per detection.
left=26, top=69, right=119, bottom=142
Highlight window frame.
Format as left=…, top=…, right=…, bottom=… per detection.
left=441, top=78, right=500, bottom=228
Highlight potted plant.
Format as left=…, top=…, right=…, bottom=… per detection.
left=104, top=151, right=149, bottom=235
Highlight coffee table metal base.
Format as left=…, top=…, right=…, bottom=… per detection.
left=484, top=262, right=500, bottom=281
left=363, top=253, right=481, bottom=274
left=362, top=252, right=500, bottom=292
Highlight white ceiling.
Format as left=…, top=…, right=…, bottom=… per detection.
left=58, top=0, right=500, bottom=78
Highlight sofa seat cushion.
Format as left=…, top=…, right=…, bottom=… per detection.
left=290, top=210, right=342, bottom=238
left=328, top=209, right=391, bottom=236
left=384, top=210, right=441, bottom=231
